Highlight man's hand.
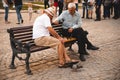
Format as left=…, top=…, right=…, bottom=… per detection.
left=68, top=28, right=73, bottom=33
left=58, top=37, right=67, bottom=44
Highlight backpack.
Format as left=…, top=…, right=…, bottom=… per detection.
left=7, top=0, right=13, bottom=5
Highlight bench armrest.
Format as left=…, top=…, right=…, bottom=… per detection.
left=10, top=38, right=23, bottom=49
left=64, top=37, right=76, bottom=42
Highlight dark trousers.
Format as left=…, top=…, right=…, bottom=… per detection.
left=44, top=0, right=49, bottom=9
left=58, top=1, right=63, bottom=15
left=82, top=3, right=88, bottom=18
left=103, top=5, right=111, bottom=18
left=113, top=3, right=120, bottom=18
left=4, top=7, right=9, bottom=21
left=62, top=28, right=92, bottom=54
left=95, top=6, right=101, bottom=20
left=15, top=5, right=23, bottom=23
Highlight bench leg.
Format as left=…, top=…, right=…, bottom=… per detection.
left=25, top=53, right=33, bottom=75
left=9, top=52, right=16, bottom=69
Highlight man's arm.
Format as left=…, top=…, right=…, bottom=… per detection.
left=53, top=12, right=65, bottom=25
left=52, top=19, right=59, bottom=25
left=47, top=27, right=66, bottom=43
left=47, top=27, right=61, bottom=39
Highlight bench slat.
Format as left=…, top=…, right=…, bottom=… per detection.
left=14, top=32, right=32, bottom=37
left=30, top=46, right=50, bottom=52
left=10, top=26, right=32, bottom=31
left=15, top=35, right=32, bottom=40
left=13, top=29, right=32, bottom=34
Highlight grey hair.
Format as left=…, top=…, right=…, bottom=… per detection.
left=68, top=3, right=76, bottom=8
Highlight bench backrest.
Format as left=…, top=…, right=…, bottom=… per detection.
left=7, top=24, right=63, bottom=49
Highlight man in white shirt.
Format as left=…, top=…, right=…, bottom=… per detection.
left=33, top=7, right=79, bottom=68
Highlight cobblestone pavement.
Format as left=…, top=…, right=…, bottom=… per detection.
left=0, top=8, right=120, bottom=80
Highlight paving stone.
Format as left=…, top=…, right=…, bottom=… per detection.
left=0, top=6, right=120, bottom=80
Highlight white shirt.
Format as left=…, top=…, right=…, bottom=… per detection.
left=73, top=0, right=78, bottom=3
left=32, top=14, right=52, bottom=39
left=28, top=7, right=33, bottom=13
left=2, top=0, right=8, bottom=7
left=88, top=0, right=94, bottom=3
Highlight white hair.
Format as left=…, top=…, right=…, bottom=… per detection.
left=68, top=3, right=76, bottom=9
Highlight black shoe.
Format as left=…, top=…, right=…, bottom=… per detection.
left=90, top=17, right=92, bottom=19
left=21, top=20, right=24, bottom=23
left=84, top=30, right=88, bottom=35
left=65, top=61, right=79, bottom=68
left=87, top=45, right=99, bottom=50
left=86, top=17, right=90, bottom=19
left=113, top=17, right=119, bottom=19
left=79, top=55, right=86, bottom=61
left=94, top=19, right=101, bottom=21
left=84, top=51, right=89, bottom=55
left=82, top=17, right=84, bottom=18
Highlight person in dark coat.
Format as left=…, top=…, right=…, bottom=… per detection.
left=95, top=0, right=102, bottom=21
left=13, top=0, right=23, bottom=24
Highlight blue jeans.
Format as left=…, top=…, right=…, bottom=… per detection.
left=4, top=7, right=9, bottom=21
left=15, top=5, right=23, bottom=23
left=103, top=5, right=110, bottom=18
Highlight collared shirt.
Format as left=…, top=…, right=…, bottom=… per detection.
left=56, top=10, right=82, bottom=29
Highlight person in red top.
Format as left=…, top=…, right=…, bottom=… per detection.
left=54, top=0, right=58, bottom=16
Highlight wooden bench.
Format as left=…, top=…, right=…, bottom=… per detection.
left=7, top=24, right=76, bottom=75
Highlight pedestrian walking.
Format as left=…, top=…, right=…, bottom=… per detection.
left=2, top=0, right=11, bottom=24
left=103, top=0, right=112, bottom=19
left=81, top=0, right=88, bottom=18
left=13, top=0, right=23, bottom=24
left=94, top=0, right=102, bottom=21
left=87, top=0, right=95, bottom=19
left=73, top=0, right=79, bottom=11
left=28, top=3, right=33, bottom=21
left=112, top=0, right=120, bottom=19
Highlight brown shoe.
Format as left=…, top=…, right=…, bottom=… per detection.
left=5, top=21, right=10, bottom=24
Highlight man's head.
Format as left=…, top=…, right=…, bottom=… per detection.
left=44, top=6, right=55, bottom=18
left=68, top=3, right=76, bottom=15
